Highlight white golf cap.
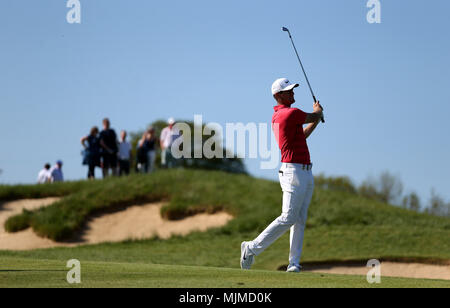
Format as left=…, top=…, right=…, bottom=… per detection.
left=271, top=78, right=299, bottom=95
left=168, top=117, right=175, bottom=125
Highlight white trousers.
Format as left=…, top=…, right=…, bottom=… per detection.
left=249, top=163, right=314, bottom=266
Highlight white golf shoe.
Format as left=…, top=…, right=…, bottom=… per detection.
left=286, top=264, right=302, bottom=273
left=240, top=241, right=255, bottom=270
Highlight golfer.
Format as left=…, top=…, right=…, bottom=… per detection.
left=240, top=78, right=323, bottom=272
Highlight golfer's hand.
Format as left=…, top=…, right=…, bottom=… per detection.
left=312, top=101, right=324, bottom=123
left=313, top=101, right=323, bottom=111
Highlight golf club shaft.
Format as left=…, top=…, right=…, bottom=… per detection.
left=284, top=28, right=325, bottom=123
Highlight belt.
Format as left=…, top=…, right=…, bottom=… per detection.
left=300, top=164, right=313, bottom=171
left=279, top=163, right=313, bottom=174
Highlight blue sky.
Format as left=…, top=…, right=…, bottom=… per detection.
left=1, top=0, right=449, bottom=205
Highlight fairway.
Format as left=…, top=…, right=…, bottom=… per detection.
left=1, top=257, right=449, bottom=288
left=1, top=170, right=450, bottom=288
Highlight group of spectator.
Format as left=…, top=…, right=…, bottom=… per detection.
left=80, top=118, right=129, bottom=179
left=37, top=117, right=180, bottom=183
left=80, top=117, right=179, bottom=180
left=135, top=117, right=180, bottom=172
left=37, top=161, right=64, bottom=183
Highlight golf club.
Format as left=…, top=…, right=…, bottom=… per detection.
left=282, top=27, right=325, bottom=123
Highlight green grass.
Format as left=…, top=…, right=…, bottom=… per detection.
left=1, top=227, right=449, bottom=272
left=0, top=181, right=87, bottom=202
left=1, top=169, right=450, bottom=262
left=1, top=257, right=448, bottom=288
left=1, top=169, right=449, bottom=287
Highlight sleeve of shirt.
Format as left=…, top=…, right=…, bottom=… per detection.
left=293, top=108, right=308, bottom=124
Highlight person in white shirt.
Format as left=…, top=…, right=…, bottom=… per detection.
left=50, top=161, right=64, bottom=183
left=118, top=130, right=132, bottom=176
left=160, top=118, right=180, bottom=168
left=37, top=163, right=51, bottom=184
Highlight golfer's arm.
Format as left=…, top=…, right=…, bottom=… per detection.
left=304, top=112, right=323, bottom=124
left=303, top=120, right=320, bottom=139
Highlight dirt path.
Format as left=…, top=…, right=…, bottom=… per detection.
left=0, top=198, right=233, bottom=250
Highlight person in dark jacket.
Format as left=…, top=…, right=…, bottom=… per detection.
left=138, top=127, right=157, bottom=173
left=81, top=126, right=101, bottom=179
left=99, top=118, right=119, bottom=178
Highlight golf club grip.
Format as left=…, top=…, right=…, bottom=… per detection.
left=313, top=96, right=325, bottom=123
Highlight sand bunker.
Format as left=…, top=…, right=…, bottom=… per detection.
left=81, top=203, right=233, bottom=244
left=0, top=198, right=233, bottom=251
left=0, top=198, right=65, bottom=250
left=300, top=262, right=450, bottom=281
left=1, top=198, right=449, bottom=281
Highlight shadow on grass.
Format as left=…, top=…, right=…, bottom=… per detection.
left=277, top=256, right=450, bottom=271
left=0, top=269, right=66, bottom=272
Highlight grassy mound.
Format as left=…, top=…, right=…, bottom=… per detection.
left=1, top=169, right=449, bottom=270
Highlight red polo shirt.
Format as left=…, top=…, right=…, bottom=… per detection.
left=272, top=105, right=311, bottom=164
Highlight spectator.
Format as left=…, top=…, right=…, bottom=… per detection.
left=146, top=127, right=157, bottom=173
left=37, top=163, right=51, bottom=184
left=81, top=126, right=101, bottom=179
left=160, top=118, right=180, bottom=168
left=138, top=128, right=157, bottom=173
left=118, top=130, right=132, bottom=176
left=136, top=137, right=148, bottom=173
left=99, top=118, right=118, bottom=178
left=50, top=161, right=64, bottom=183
